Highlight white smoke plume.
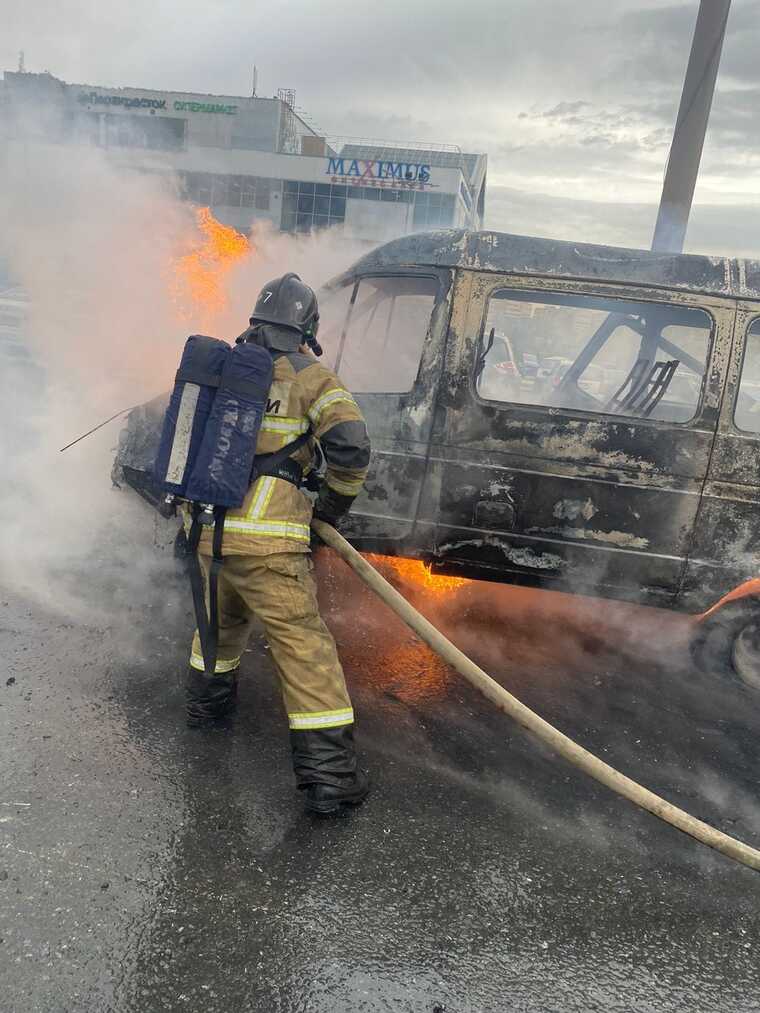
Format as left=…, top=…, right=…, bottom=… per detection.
left=0, top=141, right=366, bottom=622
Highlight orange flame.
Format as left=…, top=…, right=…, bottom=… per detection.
left=366, top=554, right=469, bottom=595
left=171, top=207, right=250, bottom=325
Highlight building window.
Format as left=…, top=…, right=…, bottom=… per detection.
left=412, top=192, right=456, bottom=229
left=281, top=180, right=346, bottom=233
left=476, top=289, right=711, bottom=424
left=241, top=179, right=256, bottom=207
left=101, top=113, right=186, bottom=151
left=345, top=186, right=414, bottom=205
left=342, top=185, right=455, bottom=228
left=177, top=171, right=212, bottom=205
left=211, top=176, right=229, bottom=206
left=255, top=180, right=270, bottom=210
left=179, top=172, right=272, bottom=211
left=280, top=180, right=455, bottom=233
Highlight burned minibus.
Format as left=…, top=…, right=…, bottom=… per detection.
left=115, top=229, right=760, bottom=684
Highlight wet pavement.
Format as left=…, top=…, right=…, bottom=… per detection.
left=3, top=508, right=760, bottom=1012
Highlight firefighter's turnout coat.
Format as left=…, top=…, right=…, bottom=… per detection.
left=195, top=347, right=371, bottom=556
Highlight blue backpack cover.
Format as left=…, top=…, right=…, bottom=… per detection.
left=153, top=335, right=231, bottom=499
left=184, top=341, right=274, bottom=508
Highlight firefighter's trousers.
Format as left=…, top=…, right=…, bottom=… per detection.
left=189, top=552, right=357, bottom=785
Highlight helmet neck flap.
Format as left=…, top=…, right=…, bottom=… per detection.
left=237, top=322, right=303, bottom=353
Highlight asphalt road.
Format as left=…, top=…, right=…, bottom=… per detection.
left=3, top=507, right=760, bottom=1013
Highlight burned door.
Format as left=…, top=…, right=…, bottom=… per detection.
left=317, top=269, right=452, bottom=553
left=683, top=307, right=760, bottom=610
left=432, top=271, right=733, bottom=605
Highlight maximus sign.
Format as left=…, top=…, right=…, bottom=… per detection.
left=326, top=158, right=434, bottom=189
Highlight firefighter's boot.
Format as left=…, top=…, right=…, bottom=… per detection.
left=185, top=667, right=238, bottom=728
left=290, top=724, right=369, bottom=815
left=303, top=771, right=370, bottom=815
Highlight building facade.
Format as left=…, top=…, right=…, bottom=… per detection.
left=0, top=70, right=487, bottom=243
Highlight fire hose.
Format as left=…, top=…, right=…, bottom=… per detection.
left=312, top=519, right=760, bottom=874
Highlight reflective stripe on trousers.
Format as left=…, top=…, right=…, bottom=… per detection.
left=288, top=708, right=354, bottom=730
left=189, top=651, right=241, bottom=674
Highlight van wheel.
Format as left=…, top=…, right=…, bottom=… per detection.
left=731, top=621, right=760, bottom=691
left=691, top=601, right=760, bottom=690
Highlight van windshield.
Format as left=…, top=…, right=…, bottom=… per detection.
left=319, top=276, right=438, bottom=393
left=476, top=289, right=712, bottom=423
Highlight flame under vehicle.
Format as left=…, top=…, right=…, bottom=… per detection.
left=115, top=229, right=760, bottom=685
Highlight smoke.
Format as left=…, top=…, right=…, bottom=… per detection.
left=0, top=139, right=366, bottom=628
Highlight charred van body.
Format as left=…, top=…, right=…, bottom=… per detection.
left=114, top=228, right=760, bottom=675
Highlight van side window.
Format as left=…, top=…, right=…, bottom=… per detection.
left=476, top=289, right=711, bottom=423
left=335, top=276, right=438, bottom=393
left=734, top=319, right=760, bottom=433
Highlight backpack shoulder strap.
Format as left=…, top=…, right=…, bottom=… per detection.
left=251, top=430, right=312, bottom=481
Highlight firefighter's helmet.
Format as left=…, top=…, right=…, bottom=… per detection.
left=249, top=273, right=320, bottom=339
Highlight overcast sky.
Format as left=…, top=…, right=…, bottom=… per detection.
left=4, top=0, right=760, bottom=256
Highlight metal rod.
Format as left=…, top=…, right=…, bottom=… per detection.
left=59, top=404, right=142, bottom=453
left=652, top=0, right=731, bottom=253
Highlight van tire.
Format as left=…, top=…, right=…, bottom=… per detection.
left=691, top=600, right=760, bottom=690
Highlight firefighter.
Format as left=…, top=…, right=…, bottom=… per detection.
left=185, top=273, right=371, bottom=815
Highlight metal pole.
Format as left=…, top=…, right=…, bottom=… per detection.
left=651, top=0, right=731, bottom=253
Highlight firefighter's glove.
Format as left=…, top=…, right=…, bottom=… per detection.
left=314, top=486, right=355, bottom=526
left=311, top=487, right=356, bottom=548
left=303, top=469, right=324, bottom=494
